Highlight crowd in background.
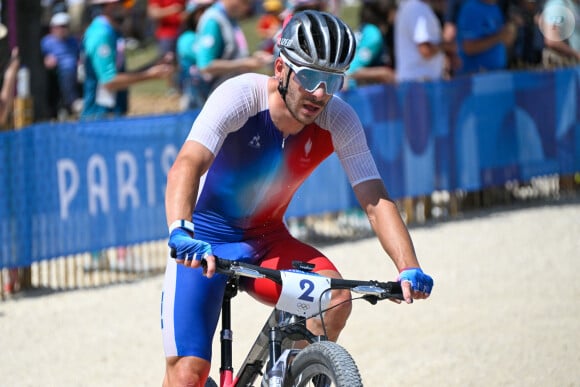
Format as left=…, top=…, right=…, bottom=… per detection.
left=0, top=0, right=578, bottom=294
left=0, top=0, right=577, bottom=125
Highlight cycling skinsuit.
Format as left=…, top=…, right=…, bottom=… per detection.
left=161, top=73, right=381, bottom=361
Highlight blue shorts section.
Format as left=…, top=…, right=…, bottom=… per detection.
left=161, top=237, right=265, bottom=361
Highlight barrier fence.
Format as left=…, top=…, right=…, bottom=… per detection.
left=1, top=66, right=579, bottom=298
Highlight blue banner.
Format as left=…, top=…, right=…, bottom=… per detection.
left=1, top=67, right=579, bottom=268
left=1, top=112, right=196, bottom=267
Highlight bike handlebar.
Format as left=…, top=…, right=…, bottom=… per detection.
left=205, top=256, right=404, bottom=301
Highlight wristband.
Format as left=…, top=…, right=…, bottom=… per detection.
left=168, top=219, right=194, bottom=234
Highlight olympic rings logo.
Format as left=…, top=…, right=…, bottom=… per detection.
left=296, top=302, right=310, bottom=311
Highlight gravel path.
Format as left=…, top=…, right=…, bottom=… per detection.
left=1, top=199, right=579, bottom=386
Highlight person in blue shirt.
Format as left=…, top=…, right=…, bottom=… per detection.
left=81, top=0, right=174, bottom=120
left=41, top=12, right=82, bottom=118
left=345, top=0, right=397, bottom=88
left=176, top=0, right=214, bottom=110
left=455, top=0, right=517, bottom=75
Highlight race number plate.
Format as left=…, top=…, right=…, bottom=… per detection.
left=275, top=271, right=331, bottom=318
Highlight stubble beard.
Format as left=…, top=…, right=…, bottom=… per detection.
left=284, top=88, right=324, bottom=126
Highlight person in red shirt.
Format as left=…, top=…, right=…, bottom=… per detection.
left=148, top=0, right=186, bottom=91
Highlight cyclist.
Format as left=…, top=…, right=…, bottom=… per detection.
left=162, top=10, right=434, bottom=386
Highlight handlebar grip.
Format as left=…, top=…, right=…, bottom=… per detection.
left=378, top=281, right=404, bottom=300
left=200, top=256, right=234, bottom=273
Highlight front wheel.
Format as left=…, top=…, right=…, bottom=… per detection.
left=285, top=341, right=362, bottom=387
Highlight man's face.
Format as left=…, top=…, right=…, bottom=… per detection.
left=51, top=24, right=70, bottom=39
left=276, top=57, right=333, bottom=126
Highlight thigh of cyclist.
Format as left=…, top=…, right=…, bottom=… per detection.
left=242, top=227, right=340, bottom=306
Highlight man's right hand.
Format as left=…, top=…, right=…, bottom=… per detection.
left=168, top=228, right=213, bottom=267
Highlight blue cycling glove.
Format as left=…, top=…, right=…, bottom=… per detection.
left=168, top=228, right=213, bottom=261
left=398, top=268, right=434, bottom=294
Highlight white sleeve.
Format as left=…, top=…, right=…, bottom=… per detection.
left=413, top=5, right=441, bottom=45
left=317, top=97, right=381, bottom=186
left=186, top=74, right=269, bottom=154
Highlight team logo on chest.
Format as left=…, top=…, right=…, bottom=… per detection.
left=304, top=138, right=312, bottom=158
left=297, top=138, right=313, bottom=167
left=248, top=134, right=261, bottom=149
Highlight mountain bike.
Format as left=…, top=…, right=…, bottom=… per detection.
left=201, top=256, right=404, bottom=387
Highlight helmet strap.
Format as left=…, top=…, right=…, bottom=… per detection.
left=277, top=68, right=293, bottom=102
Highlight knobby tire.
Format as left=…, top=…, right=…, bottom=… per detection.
left=285, top=341, right=362, bottom=387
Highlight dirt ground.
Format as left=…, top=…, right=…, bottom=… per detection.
left=1, top=197, right=579, bottom=386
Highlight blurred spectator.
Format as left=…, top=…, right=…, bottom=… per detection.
left=147, top=0, right=186, bottom=61
left=41, top=12, right=83, bottom=119
left=0, top=47, right=19, bottom=128
left=395, top=0, right=453, bottom=81
left=176, top=0, right=214, bottom=110
left=81, top=0, right=174, bottom=119
left=256, top=0, right=283, bottom=54
left=430, top=0, right=461, bottom=77
left=455, top=0, right=517, bottom=75
left=195, top=0, right=273, bottom=99
left=345, top=0, right=397, bottom=88
left=507, top=0, right=544, bottom=68
left=443, top=0, right=464, bottom=45
left=291, top=0, right=328, bottom=12
left=147, top=0, right=186, bottom=92
left=66, top=0, right=87, bottom=37
left=283, top=0, right=328, bottom=21
left=540, top=0, right=580, bottom=67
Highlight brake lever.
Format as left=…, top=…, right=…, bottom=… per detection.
left=362, top=295, right=379, bottom=305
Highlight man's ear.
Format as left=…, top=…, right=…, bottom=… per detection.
left=274, top=56, right=285, bottom=79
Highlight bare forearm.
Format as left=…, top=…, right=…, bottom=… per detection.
left=203, top=59, right=256, bottom=77
left=147, top=4, right=182, bottom=20
left=462, top=34, right=501, bottom=55
left=199, top=51, right=273, bottom=78
left=368, top=198, right=420, bottom=271
left=165, top=158, right=200, bottom=226
left=417, top=42, right=441, bottom=59
left=354, top=180, right=420, bottom=271
left=350, top=66, right=395, bottom=84
left=103, top=72, right=156, bottom=92
left=544, top=38, right=580, bottom=59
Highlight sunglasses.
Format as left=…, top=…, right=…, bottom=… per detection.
left=281, top=54, right=344, bottom=95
